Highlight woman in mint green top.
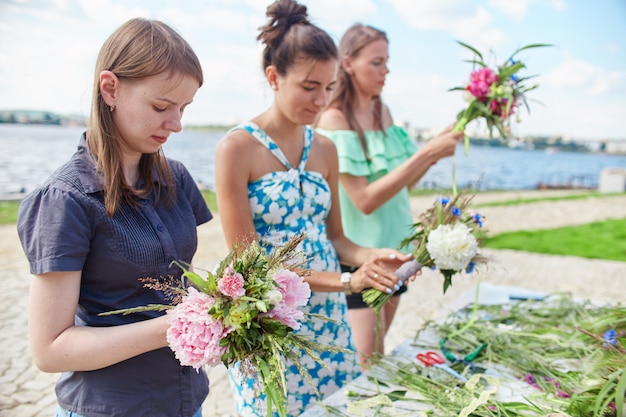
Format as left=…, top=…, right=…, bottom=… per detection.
left=316, top=126, right=417, bottom=250
left=315, top=23, right=464, bottom=368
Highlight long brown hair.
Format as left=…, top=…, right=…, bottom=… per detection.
left=327, top=23, right=388, bottom=157
left=87, top=18, right=203, bottom=216
left=257, top=0, right=336, bottom=75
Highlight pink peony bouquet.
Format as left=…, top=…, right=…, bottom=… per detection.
left=363, top=193, right=488, bottom=312
left=102, top=234, right=343, bottom=417
left=450, top=40, right=551, bottom=150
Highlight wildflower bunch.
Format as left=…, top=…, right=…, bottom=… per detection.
left=102, top=234, right=344, bottom=417
left=450, top=41, right=551, bottom=146
left=362, top=193, right=487, bottom=313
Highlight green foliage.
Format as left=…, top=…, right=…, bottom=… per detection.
left=201, top=189, right=218, bottom=213
left=348, top=296, right=624, bottom=416
left=484, top=218, right=626, bottom=262
left=0, top=200, right=19, bottom=225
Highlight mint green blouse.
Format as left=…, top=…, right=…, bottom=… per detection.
left=317, top=125, right=418, bottom=250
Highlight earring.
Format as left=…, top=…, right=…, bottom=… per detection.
left=109, top=104, right=115, bottom=112
left=271, top=84, right=277, bottom=90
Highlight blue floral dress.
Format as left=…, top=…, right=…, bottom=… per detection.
left=226, top=122, right=361, bottom=416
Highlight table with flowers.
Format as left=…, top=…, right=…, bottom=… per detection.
left=301, top=284, right=624, bottom=417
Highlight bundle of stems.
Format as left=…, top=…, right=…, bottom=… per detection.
left=340, top=294, right=625, bottom=416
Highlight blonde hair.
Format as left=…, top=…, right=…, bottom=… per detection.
left=87, top=18, right=203, bottom=216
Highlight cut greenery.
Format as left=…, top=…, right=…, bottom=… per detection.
left=332, top=295, right=625, bottom=417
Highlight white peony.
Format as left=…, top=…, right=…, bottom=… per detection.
left=426, top=222, right=478, bottom=271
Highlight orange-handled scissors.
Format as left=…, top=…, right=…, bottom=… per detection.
left=416, top=351, right=468, bottom=382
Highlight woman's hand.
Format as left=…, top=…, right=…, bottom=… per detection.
left=423, top=124, right=465, bottom=163
left=350, top=250, right=414, bottom=293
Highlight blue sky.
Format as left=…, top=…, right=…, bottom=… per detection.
left=0, top=0, right=624, bottom=140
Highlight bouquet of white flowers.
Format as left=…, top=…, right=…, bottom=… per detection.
left=363, top=194, right=488, bottom=313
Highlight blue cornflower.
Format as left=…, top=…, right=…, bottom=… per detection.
left=451, top=207, right=462, bottom=217
left=603, top=329, right=617, bottom=347
left=466, top=262, right=475, bottom=274
left=511, top=74, right=519, bottom=82
left=474, top=213, right=483, bottom=227
left=439, top=197, right=450, bottom=206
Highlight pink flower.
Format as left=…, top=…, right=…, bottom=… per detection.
left=264, top=269, right=311, bottom=330
left=217, top=266, right=245, bottom=298
left=166, top=287, right=231, bottom=369
left=467, top=67, right=498, bottom=99
left=489, top=97, right=515, bottom=118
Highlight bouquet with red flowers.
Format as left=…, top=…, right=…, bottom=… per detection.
left=450, top=41, right=551, bottom=149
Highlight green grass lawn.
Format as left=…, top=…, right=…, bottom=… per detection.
left=483, top=218, right=626, bottom=262
left=201, top=190, right=218, bottom=213
left=0, top=200, right=19, bottom=225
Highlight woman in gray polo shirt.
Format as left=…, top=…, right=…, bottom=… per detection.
left=17, top=18, right=211, bottom=417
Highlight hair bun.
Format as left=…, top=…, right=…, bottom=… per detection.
left=286, top=12, right=307, bottom=26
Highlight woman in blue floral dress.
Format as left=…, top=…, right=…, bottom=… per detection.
left=214, top=1, right=413, bottom=416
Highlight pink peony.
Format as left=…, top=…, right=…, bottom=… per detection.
left=466, top=67, right=498, bottom=99
left=166, top=287, right=231, bottom=369
left=264, top=269, right=311, bottom=330
left=217, top=266, right=245, bottom=298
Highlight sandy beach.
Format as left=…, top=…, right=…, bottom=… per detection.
left=1, top=190, right=625, bottom=416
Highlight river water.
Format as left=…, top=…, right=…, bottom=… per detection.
left=2, top=123, right=625, bottom=196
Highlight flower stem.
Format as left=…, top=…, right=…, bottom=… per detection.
left=448, top=275, right=482, bottom=340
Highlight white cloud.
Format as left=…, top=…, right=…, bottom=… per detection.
left=387, top=0, right=507, bottom=50
left=388, top=0, right=483, bottom=31
left=604, top=42, right=621, bottom=55
left=544, top=52, right=625, bottom=95
left=305, top=0, right=378, bottom=36
left=487, top=0, right=565, bottom=19
left=76, top=0, right=148, bottom=25
left=588, top=68, right=623, bottom=95
left=487, top=0, right=533, bottom=20
left=383, top=68, right=461, bottom=131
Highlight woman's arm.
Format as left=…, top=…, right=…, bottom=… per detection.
left=339, top=128, right=451, bottom=214
left=214, top=131, right=259, bottom=248
left=319, top=135, right=412, bottom=292
left=28, top=270, right=169, bottom=373
left=317, top=106, right=463, bottom=215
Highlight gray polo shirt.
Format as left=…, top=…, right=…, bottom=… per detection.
left=18, top=134, right=213, bottom=417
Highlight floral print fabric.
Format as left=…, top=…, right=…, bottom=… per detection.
left=227, top=122, right=360, bottom=416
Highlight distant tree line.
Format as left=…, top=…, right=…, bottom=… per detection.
left=469, top=136, right=590, bottom=152
left=415, top=134, right=591, bottom=153
left=0, top=110, right=86, bottom=125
